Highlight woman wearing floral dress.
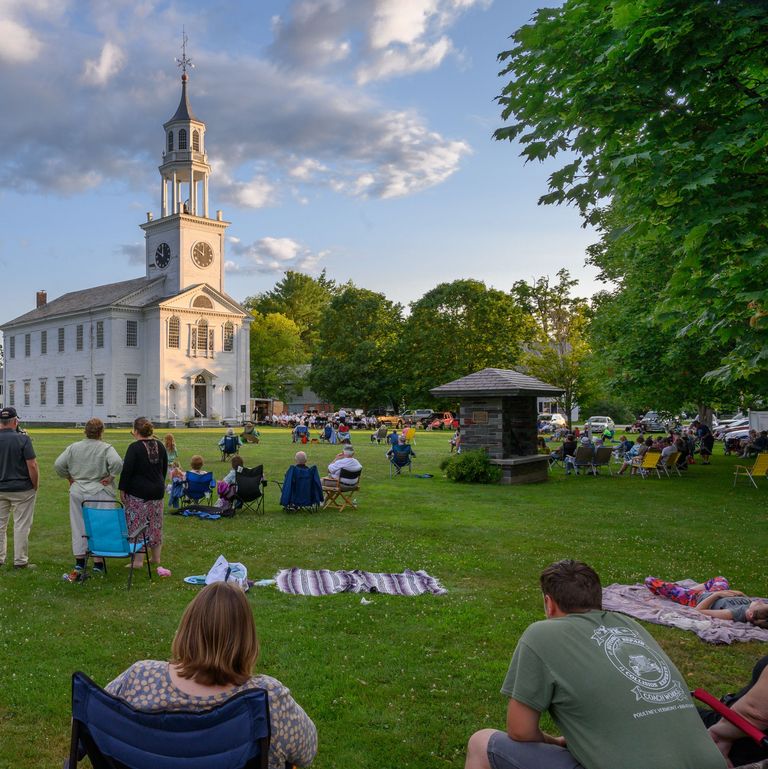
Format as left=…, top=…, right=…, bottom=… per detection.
left=118, top=417, right=168, bottom=573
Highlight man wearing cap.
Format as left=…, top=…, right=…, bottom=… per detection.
left=323, top=444, right=362, bottom=488
left=0, top=407, right=39, bottom=569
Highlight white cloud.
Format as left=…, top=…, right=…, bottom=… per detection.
left=227, top=237, right=328, bottom=275
left=82, top=41, right=125, bottom=86
left=357, top=37, right=452, bottom=84
left=0, top=18, right=43, bottom=63
left=117, top=243, right=144, bottom=265
left=229, top=175, right=277, bottom=209
left=289, top=158, right=328, bottom=181
left=270, top=0, right=490, bottom=83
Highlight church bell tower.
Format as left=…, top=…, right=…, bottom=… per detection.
left=140, top=33, right=229, bottom=295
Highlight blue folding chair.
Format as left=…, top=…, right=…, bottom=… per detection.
left=388, top=445, right=414, bottom=477
left=220, top=435, right=240, bottom=462
left=67, top=671, right=271, bottom=769
left=278, top=465, right=324, bottom=513
left=181, top=471, right=216, bottom=507
left=81, top=499, right=151, bottom=590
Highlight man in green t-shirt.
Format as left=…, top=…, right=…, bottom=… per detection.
left=464, top=560, right=726, bottom=769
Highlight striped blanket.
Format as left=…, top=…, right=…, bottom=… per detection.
left=275, top=568, right=447, bottom=596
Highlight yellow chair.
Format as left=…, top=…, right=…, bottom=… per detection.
left=733, top=453, right=768, bottom=488
left=404, top=427, right=416, bottom=445
left=631, top=451, right=664, bottom=479
left=661, top=451, right=682, bottom=478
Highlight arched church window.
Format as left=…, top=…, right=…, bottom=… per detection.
left=192, top=295, right=213, bottom=309
left=194, top=375, right=205, bottom=384
left=196, top=319, right=208, bottom=350
left=192, top=130, right=200, bottom=152
left=168, top=316, right=180, bottom=348
left=167, top=131, right=174, bottom=152
left=223, top=322, right=234, bottom=352
left=178, top=129, right=187, bottom=150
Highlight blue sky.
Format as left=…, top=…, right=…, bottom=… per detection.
left=0, top=0, right=598, bottom=324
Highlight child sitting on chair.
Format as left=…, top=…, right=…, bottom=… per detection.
left=187, top=455, right=210, bottom=480
left=168, top=461, right=186, bottom=509
left=216, top=456, right=244, bottom=511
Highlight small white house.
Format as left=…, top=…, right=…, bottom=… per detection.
left=1, top=70, right=250, bottom=425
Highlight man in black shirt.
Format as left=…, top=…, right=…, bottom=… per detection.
left=0, top=407, right=39, bottom=569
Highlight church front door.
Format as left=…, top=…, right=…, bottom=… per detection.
left=194, top=377, right=207, bottom=418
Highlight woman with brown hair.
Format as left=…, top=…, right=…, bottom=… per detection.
left=118, top=417, right=168, bottom=573
left=105, top=582, right=317, bottom=769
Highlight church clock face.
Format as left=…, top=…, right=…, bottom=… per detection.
left=191, top=241, right=214, bottom=268
left=154, top=242, right=171, bottom=268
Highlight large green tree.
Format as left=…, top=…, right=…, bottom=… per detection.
left=496, top=0, right=768, bottom=384
left=244, top=270, right=338, bottom=354
left=309, top=287, right=403, bottom=408
left=398, top=279, right=535, bottom=406
left=249, top=312, right=306, bottom=399
left=512, top=270, right=595, bottom=426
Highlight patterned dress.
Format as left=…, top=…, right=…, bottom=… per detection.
left=105, top=659, right=317, bottom=769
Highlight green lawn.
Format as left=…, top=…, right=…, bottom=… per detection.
left=0, top=427, right=764, bottom=769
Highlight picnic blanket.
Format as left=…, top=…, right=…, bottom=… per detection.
left=276, top=568, right=447, bottom=596
left=602, top=581, right=768, bottom=644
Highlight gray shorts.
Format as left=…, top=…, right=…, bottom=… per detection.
left=487, top=731, right=583, bottom=769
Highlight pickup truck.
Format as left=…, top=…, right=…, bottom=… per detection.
left=376, top=413, right=405, bottom=428
left=400, top=409, right=435, bottom=426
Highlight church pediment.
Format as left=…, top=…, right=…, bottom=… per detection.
left=157, top=285, right=247, bottom=317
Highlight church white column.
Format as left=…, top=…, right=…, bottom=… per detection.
left=161, top=177, right=167, bottom=217
left=203, top=174, right=209, bottom=218
left=171, top=171, right=178, bottom=214
left=190, top=173, right=196, bottom=216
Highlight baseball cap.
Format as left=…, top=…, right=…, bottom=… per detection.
left=0, top=407, right=18, bottom=420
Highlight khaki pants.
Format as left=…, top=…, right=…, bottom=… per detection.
left=69, top=485, right=116, bottom=557
left=0, top=488, right=37, bottom=567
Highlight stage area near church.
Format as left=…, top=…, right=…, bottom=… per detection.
left=0, top=427, right=761, bottom=768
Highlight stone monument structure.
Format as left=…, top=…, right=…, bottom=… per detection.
left=430, top=367, right=563, bottom=484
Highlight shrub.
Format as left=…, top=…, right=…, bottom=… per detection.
left=440, top=450, right=502, bottom=484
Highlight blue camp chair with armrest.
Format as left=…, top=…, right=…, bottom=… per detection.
left=181, top=471, right=216, bottom=507
left=233, top=465, right=267, bottom=515
left=388, top=444, right=414, bottom=477
left=67, top=671, right=272, bottom=769
left=277, top=464, right=324, bottom=513
left=220, top=435, right=240, bottom=462
left=81, top=499, right=151, bottom=590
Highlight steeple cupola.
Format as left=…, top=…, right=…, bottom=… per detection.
left=159, top=36, right=210, bottom=219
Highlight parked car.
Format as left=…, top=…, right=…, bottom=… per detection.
left=640, top=411, right=665, bottom=432
left=586, top=415, right=615, bottom=434
left=538, top=413, right=567, bottom=430
left=400, top=409, right=434, bottom=427
left=376, top=413, right=404, bottom=428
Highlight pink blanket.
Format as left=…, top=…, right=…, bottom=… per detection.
left=602, top=581, right=768, bottom=644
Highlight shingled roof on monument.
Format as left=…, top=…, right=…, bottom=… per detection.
left=2, top=277, right=163, bottom=328
left=430, top=368, right=564, bottom=398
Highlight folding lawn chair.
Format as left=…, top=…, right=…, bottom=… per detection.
left=693, top=687, right=768, bottom=766
left=389, top=452, right=412, bottom=476
left=591, top=446, right=614, bottom=476
left=181, top=471, right=216, bottom=507
left=233, top=465, right=267, bottom=515
left=81, top=499, right=151, bottom=589
left=278, top=464, right=324, bottom=513
left=322, top=468, right=361, bottom=512
left=67, top=671, right=272, bottom=769
left=632, top=451, right=664, bottom=479
left=565, top=445, right=594, bottom=475
left=733, top=453, right=768, bottom=489
left=220, top=435, right=240, bottom=462
left=661, top=451, right=682, bottom=478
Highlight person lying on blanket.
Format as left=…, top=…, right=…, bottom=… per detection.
left=645, top=576, right=768, bottom=627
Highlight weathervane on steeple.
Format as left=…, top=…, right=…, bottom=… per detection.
left=175, top=27, right=194, bottom=77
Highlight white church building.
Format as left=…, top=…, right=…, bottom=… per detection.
left=1, top=68, right=250, bottom=426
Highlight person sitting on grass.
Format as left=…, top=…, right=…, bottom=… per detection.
left=104, top=581, right=317, bottom=769
left=163, top=434, right=178, bottom=465
left=240, top=422, right=260, bottom=444
left=463, top=559, right=726, bottom=769
left=645, top=576, right=768, bottom=627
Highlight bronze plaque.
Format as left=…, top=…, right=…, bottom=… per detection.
left=472, top=410, right=489, bottom=424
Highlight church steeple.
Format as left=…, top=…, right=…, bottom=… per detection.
left=159, top=31, right=210, bottom=218
left=141, top=32, right=229, bottom=296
